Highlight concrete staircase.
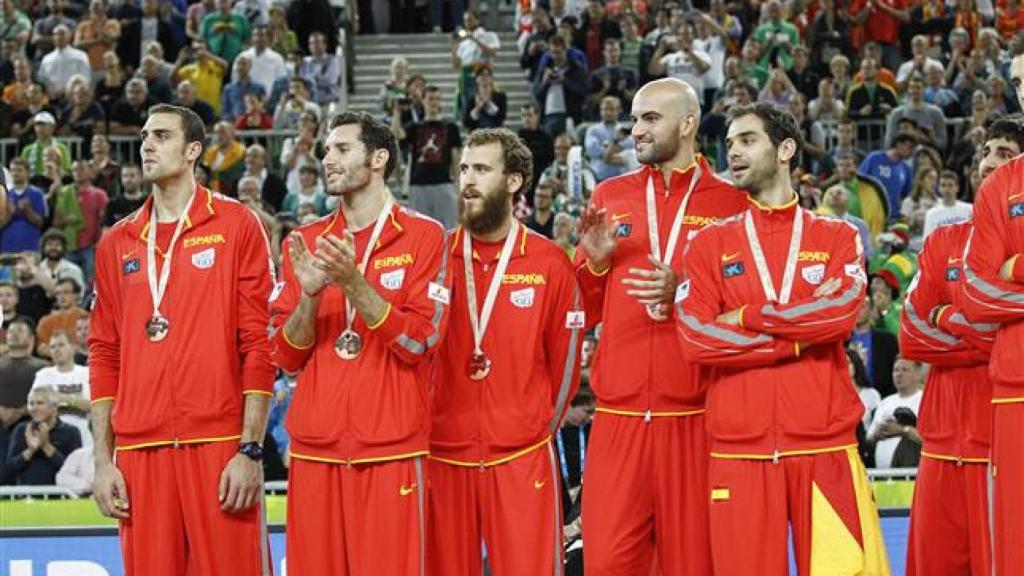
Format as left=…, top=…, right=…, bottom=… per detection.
left=349, top=31, right=532, bottom=128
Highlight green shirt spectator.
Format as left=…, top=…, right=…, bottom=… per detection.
left=200, top=1, right=251, bottom=63
left=20, top=112, right=72, bottom=177
left=752, top=1, right=800, bottom=70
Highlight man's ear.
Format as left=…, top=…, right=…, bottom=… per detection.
left=372, top=148, right=390, bottom=172
left=506, top=171, right=524, bottom=199
left=777, top=138, right=797, bottom=164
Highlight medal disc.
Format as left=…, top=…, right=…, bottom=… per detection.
left=335, top=330, right=363, bottom=360
left=646, top=303, right=669, bottom=321
left=468, top=351, right=492, bottom=381
left=146, top=314, right=170, bottom=342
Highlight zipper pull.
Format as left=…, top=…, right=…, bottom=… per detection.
left=173, top=438, right=179, bottom=449
left=479, top=461, right=486, bottom=473
left=644, top=410, right=652, bottom=423
left=772, top=450, right=780, bottom=465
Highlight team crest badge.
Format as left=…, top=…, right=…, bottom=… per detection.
left=380, top=269, right=406, bottom=291
left=801, top=264, right=825, bottom=285
left=191, top=248, right=215, bottom=269
left=510, top=287, right=535, bottom=308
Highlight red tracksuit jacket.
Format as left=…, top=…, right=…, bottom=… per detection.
left=574, top=156, right=748, bottom=414
left=676, top=197, right=867, bottom=457
left=270, top=204, right=451, bottom=464
left=901, top=221, right=995, bottom=462
left=430, top=226, right=583, bottom=465
left=963, top=157, right=1024, bottom=400
left=89, top=187, right=277, bottom=449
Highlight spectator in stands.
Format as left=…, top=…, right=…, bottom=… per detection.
left=0, top=387, right=31, bottom=485
left=955, top=54, right=993, bottom=116
left=235, top=176, right=281, bottom=260
left=849, top=296, right=899, bottom=399
left=38, top=25, right=91, bottom=100
left=73, top=315, right=88, bottom=364
left=282, top=165, right=328, bottom=216
left=524, top=179, right=556, bottom=238
left=820, top=185, right=873, bottom=260
left=808, top=77, right=846, bottom=122
left=379, top=56, right=408, bottom=117
left=11, top=253, right=52, bottom=324
left=786, top=44, right=820, bottom=101
left=230, top=25, right=283, bottom=98
left=923, top=170, right=973, bottom=238
left=103, top=164, right=147, bottom=226
left=544, top=18, right=588, bottom=73
left=847, top=58, right=899, bottom=123
left=999, top=0, right=1024, bottom=40
left=221, top=55, right=265, bottom=121
left=648, top=22, right=711, bottom=106
left=280, top=111, right=322, bottom=193
left=759, top=66, right=798, bottom=108
left=754, top=0, right=800, bottom=69
left=37, top=229, right=85, bottom=293
left=89, top=134, right=120, bottom=197
left=129, top=54, right=170, bottom=104
left=1, top=158, right=47, bottom=254
left=55, top=160, right=107, bottom=285
left=56, top=442, right=93, bottom=495
left=35, top=277, right=86, bottom=358
left=902, top=167, right=938, bottom=241
left=299, top=31, right=339, bottom=107
left=107, top=78, right=154, bottom=135
left=184, top=0, right=214, bottom=41
left=885, top=75, right=948, bottom=151
left=868, top=358, right=924, bottom=469
left=558, top=386, right=594, bottom=527
left=0, top=281, right=17, bottom=336
left=808, top=0, right=851, bottom=75
left=552, top=212, right=577, bottom=259
left=141, top=41, right=177, bottom=85
left=830, top=150, right=889, bottom=240
left=31, top=0, right=77, bottom=63
left=21, top=112, right=71, bottom=178
left=393, top=84, right=462, bottom=228
left=618, top=12, right=643, bottom=71
left=450, top=9, right=500, bottom=117
left=174, top=41, right=227, bottom=119
left=267, top=4, right=297, bottom=56
left=860, top=132, right=915, bottom=221
left=0, top=315, right=45, bottom=482
left=2, top=55, right=30, bottom=111
left=274, top=78, right=320, bottom=131
left=517, top=103, right=555, bottom=197
left=202, top=121, right=247, bottom=194
left=828, top=54, right=853, bottom=101
left=200, top=0, right=250, bottom=63
left=896, top=35, right=942, bottom=90
left=575, top=0, right=621, bottom=71
left=520, top=6, right=555, bottom=81
left=534, top=35, right=588, bottom=136
left=74, top=0, right=121, bottom=77
left=539, top=132, right=596, bottom=200
left=236, top=93, right=273, bottom=131
left=462, top=67, right=507, bottom=129
left=5, top=385, right=82, bottom=486
left=267, top=372, right=295, bottom=466
left=118, top=0, right=179, bottom=72
left=11, top=83, right=57, bottom=143
left=587, top=38, right=639, bottom=121
left=95, top=51, right=129, bottom=115
left=923, top=61, right=960, bottom=117
left=35, top=145, right=73, bottom=199
left=240, top=144, right=285, bottom=211
left=31, top=330, right=90, bottom=446
left=265, top=49, right=304, bottom=112
left=56, top=81, right=105, bottom=147
left=0, top=0, right=31, bottom=51
left=585, top=96, right=635, bottom=182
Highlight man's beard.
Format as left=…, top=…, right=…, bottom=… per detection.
left=460, top=183, right=511, bottom=236
left=636, top=133, right=679, bottom=165
left=327, top=158, right=371, bottom=196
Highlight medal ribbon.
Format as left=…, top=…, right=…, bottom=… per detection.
left=645, top=163, right=702, bottom=268
left=463, top=220, right=520, bottom=356
left=743, top=204, right=804, bottom=305
left=146, top=192, right=197, bottom=321
left=341, top=198, right=394, bottom=332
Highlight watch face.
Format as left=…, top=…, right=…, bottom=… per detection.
left=239, top=442, right=264, bottom=460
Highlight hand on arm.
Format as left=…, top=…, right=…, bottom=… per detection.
left=219, top=393, right=270, bottom=513
left=90, top=400, right=129, bottom=519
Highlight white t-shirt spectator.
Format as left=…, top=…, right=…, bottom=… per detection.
left=457, top=27, right=500, bottom=68
left=234, top=46, right=287, bottom=94
left=56, top=445, right=94, bottom=495
left=39, top=45, right=92, bottom=98
left=859, top=387, right=882, bottom=431
left=693, top=35, right=726, bottom=91
left=660, top=48, right=711, bottom=103
left=868, top=389, right=923, bottom=469
left=923, top=201, right=973, bottom=239
left=32, top=365, right=92, bottom=447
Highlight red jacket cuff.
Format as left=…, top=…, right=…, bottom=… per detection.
left=272, top=327, right=314, bottom=373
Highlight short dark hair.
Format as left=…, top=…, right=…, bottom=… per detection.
left=57, top=277, right=82, bottom=295
left=571, top=386, right=595, bottom=407
left=298, top=165, right=320, bottom=177
left=603, top=37, right=621, bottom=49
left=985, top=115, right=1024, bottom=151
left=424, top=84, right=442, bottom=96
left=550, top=35, right=568, bottom=49
left=940, top=169, right=959, bottom=183
left=148, top=104, right=206, bottom=152
left=328, top=111, right=400, bottom=180
left=8, top=314, right=36, bottom=336
left=463, top=128, right=534, bottom=196
left=728, top=102, right=804, bottom=161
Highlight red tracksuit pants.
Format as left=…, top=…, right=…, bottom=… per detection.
left=906, top=456, right=992, bottom=576
left=427, top=442, right=563, bottom=575
left=581, top=412, right=711, bottom=575
left=116, top=441, right=272, bottom=576
left=707, top=447, right=891, bottom=576
left=286, top=456, right=427, bottom=576
left=993, top=402, right=1024, bottom=576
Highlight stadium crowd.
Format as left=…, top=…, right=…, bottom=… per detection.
left=0, top=0, right=1020, bottom=559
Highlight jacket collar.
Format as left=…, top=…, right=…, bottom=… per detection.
left=448, top=222, right=529, bottom=262
left=127, top=185, right=217, bottom=243
left=318, top=201, right=404, bottom=249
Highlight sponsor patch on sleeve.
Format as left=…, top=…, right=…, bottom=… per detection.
left=844, top=263, right=866, bottom=282
left=565, top=310, right=585, bottom=329
left=675, top=279, right=691, bottom=303
left=428, top=282, right=450, bottom=305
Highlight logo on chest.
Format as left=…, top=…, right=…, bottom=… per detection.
left=122, top=258, right=141, bottom=275
left=615, top=222, right=632, bottom=237
left=191, top=248, right=216, bottom=270
left=1010, top=202, right=1024, bottom=218
left=380, top=268, right=406, bottom=291
left=722, top=262, right=745, bottom=279
left=510, top=287, right=535, bottom=308
left=946, top=266, right=961, bottom=282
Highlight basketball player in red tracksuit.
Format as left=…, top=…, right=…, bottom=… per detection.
left=270, top=112, right=450, bottom=575
left=677, top=103, right=890, bottom=576
left=574, top=78, right=748, bottom=574
left=899, top=117, right=1024, bottom=575
left=961, top=72, right=1024, bottom=570
left=89, top=105, right=276, bottom=575
left=429, top=128, right=583, bottom=575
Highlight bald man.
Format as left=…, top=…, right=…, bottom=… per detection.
left=575, top=78, right=748, bottom=574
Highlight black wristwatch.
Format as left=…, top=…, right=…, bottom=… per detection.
left=238, top=441, right=265, bottom=461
